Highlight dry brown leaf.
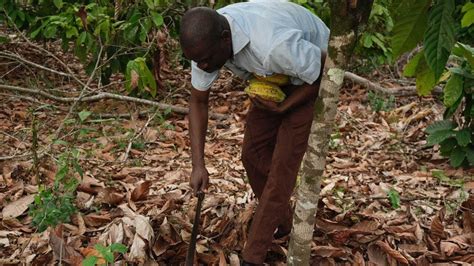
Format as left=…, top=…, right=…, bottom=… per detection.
left=80, top=247, right=106, bottom=265
left=352, top=219, right=380, bottom=232
left=328, top=229, right=368, bottom=245
left=214, top=105, right=230, bottom=114
left=353, top=251, right=365, bottom=266
left=440, top=233, right=473, bottom=256
left=152, top=237, right=169, bottom=257
left=376, top=240, right=409, bottom=265
left=2, top=194, right=34, bottom=219
left=431, top=207, right=447, bottom=240
left=312, top=245, right=346, bottom=258
left=135, top=215, right=154, bottom=242
left=83, top=213, right=112, bottom=227
left=367, top=243, right=388, bottom=266
left=131, top=181, right=152, bottom=202
left=49, top=225, right=82, bottom=265
left=129, top=233, right=147, bottom=263
left=95, top=187, right=124, bottom=206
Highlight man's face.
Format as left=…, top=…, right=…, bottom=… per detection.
left=183, top=39, right=230, bottom=73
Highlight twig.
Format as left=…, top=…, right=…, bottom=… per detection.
left=0, top=51, right=73, bottom=78
left=121, top=110, right=159, bottom=162
left=49, top=46, right=104, bottom=151
left=0, top=92, right=49, bottom=105
left=31, top=111, right=40, bottom=183
left=3, top=14, right=91, bottom=90
left=0, top=84, right=227, bottom=120
left=344, top=71, right=443, bottom=96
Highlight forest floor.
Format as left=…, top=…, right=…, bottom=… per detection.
left=0, top=36, right=473, bottom=266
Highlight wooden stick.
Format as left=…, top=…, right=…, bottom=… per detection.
left=344, top=72, right=443, bottom=96
left=0, top=84, right=227, bottom=120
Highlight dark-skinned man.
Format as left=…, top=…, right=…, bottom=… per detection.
left=179, top=2, right=329, bottom=265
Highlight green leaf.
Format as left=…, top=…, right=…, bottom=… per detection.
left=449, top=67, right=474, bottom=79
left=450, top=146, right=466, bottom=167
left=43, top=25, right=58, bottom=38
left=139, top=24, right=147, bottom=43
left=403, top=51, right=424, bottom=77
left=444, top=73, right=464, bottom=107
left=426, top=120, right=456, bottom=134
left=144, top=0, right=155, bottom=9
left=362, top=34, right=373, bottom=48
left=452, top=43, right=474, bottom=67
left=387, top=188, right=400, bottom=209
left=82, top=255, right=98, bottom=266
left=416, top=55, right=437, bottom=96
left=466, top=146, right=474, bottom=165
left=423, top=0, right=457, bottom=80
left=150, top=11, right=163, bottom=27
left=109, top=243, right=127, bottom=254
left=391, top=0, right=430, bottom=59
left=455, top=129, right=471, bottom=147
left=78, top=110, right=92, bottom=122
left=53, top=0, right=63, bottom=9
left=73, top=160, right=83, bottom=178
left=426, top=130, right=454, bottom=146
left=30, top=25, right=44, bottom=39
left=66, top=27, right=78, bottom=38
left=461, top=2, right=474, bottom=28
left=440, top=137, right=457, bottom=156
left=95, top=244, right=114, bottom=263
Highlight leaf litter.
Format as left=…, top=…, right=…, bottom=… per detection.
left=0, top=40, right=473, bottom=265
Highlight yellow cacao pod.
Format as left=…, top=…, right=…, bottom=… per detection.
left=254, top=73, right=290, bottom=86
left=245, top=79, right=286, bottom=102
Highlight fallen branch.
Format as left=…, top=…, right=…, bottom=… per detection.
left=0, top=51, right=73, bottom=78
left=0, top=84, right=227, bottom=120
left=344, top=71, right=443, bottom=96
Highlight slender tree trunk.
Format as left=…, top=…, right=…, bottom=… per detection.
left=287, top=1, right=373, bottom=265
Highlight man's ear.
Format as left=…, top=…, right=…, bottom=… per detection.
left=221, top=29, right=231, bottom=42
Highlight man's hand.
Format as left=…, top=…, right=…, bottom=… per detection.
left=250, top=95, right=285, bottom=113
left=190, top=166, right=209, bottom=195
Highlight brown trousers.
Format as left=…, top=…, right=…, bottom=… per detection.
left=241, top=86, right=318, bottom=264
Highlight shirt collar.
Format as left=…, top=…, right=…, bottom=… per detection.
left=221, top=14, right=249, bottom=56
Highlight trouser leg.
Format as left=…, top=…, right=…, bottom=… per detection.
left=242, top=97, right=316, bottom=264
left=241, top=106, right=281, bottom=199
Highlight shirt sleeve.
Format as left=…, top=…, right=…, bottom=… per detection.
left=263, top=30, right=323, bottom=85
left=191, top=61, right=219, bottom=91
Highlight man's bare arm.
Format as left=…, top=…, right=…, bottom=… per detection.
left=189, top=88, right=210, bottom=194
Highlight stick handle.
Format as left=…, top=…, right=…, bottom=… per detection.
left=185, top=191, right=205, bottom=266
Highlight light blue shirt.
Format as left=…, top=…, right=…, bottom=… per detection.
left=191, top=1, right=330, bottom=91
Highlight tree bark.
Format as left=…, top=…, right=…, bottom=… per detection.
left=287, top=1, right=374, bottom=265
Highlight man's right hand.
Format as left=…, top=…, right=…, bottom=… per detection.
left=190, top=166, right=209, bottom=195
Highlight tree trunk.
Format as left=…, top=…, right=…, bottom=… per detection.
left=287, top=1, right=373, bottom=265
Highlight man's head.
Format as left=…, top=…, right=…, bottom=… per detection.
left=180, top=7, right=233, bottom=73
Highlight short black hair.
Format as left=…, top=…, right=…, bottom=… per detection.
left=180, top=7, right=224, bottom=49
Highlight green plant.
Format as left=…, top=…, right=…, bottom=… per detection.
left=328, top=131, right=341, bottom=150
left=82, top=243, right=128, bottom=266
left=1, top=0, right=166, bottom=97
left=29, top=149, right=81, bottom=232
left=356, top=0, right=394, bottom=66
left=367, top=90, right=395, bottom=112
left=28, top=109, right=94, bottom=232
left=391, top=0, right=474, bottom=167
left=387, top=188, right=400, bottom=209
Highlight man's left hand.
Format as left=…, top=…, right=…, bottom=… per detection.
left=250, top=95, right=285, bottom=113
